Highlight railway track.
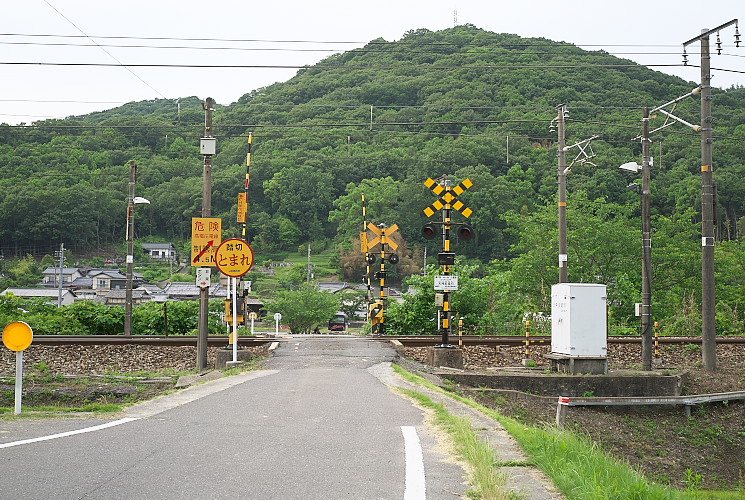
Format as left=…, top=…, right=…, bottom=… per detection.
left=28, top=334, right=745, bottom=347
left=384, top=335, right=745, bottom=347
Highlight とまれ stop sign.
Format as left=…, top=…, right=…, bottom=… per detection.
left=2, top=321, right=33, bottom=351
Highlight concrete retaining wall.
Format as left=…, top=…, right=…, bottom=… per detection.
left=440, top=371, right=685, bottom=398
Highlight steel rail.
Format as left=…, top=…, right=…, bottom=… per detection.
left=379, top=335, right=745, bottom=347
left=26, top=334, right=745, bottom=347
left=28, top=335, right=274, bottom=346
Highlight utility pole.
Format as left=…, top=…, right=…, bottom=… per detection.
left=197, top=97, right=215, bottom=370
left=640, top=108, right=653, bottom=371
left=683, top=19, right=740, bottom=371
left=699, top=29, right=717, bottom=372
left=124, top=161, right=137, bottom=337
left=553, top=105, right=597, bottom=284
left=555, top=105, right=568, bottom=283
left=55, top=243, right=65, bottom=307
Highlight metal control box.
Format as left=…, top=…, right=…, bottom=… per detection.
left=551, top=283, right=607, bottom=357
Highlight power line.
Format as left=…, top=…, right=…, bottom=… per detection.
left=0, top=60, right=689, bottom=70
left=3, top=39, right=733, bottom=58
left=0, top=32, right=704, bottom=46
left=41, top=0, right=170, bottom=101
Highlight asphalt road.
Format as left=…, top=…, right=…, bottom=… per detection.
left=0, top=336, right=467, bottom=499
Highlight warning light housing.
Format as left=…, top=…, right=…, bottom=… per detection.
left=458, top=223, right=475, bottom=241
left=422, top=223, right=438, bottom=240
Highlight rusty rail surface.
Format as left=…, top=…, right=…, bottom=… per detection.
left=26, top=334, right=745, bottom=347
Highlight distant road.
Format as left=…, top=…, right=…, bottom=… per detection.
left=1, top=335, right=467, bottom=499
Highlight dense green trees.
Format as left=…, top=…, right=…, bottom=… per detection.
left=0, top=25, right=743, bottom=335
left=265, top=284, right=340, bottom=334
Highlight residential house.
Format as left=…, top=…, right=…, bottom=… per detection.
left=163, top=282, right=228, bottom=301
left=142, top=243, right=177, bottom=261
left=87, top=269, right=143, bottom=297
left=105, top=288, right=151, bottom=306
left=41, top=267, right=82, bottom=286
left=1, top=287, right=76, bottom=306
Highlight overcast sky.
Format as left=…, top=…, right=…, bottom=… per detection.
left=2, top=0, right=743, bottom=124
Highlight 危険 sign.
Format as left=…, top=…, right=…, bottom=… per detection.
left=215, top=238, right=254, bottom=277
left=191, top=217, right=222, bottom=267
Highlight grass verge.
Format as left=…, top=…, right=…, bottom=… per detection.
left=396, top=386, right=513, bottom=499
left=392, top=364, right=692, bottom=500
left=0, top=361, right=265, bottom=418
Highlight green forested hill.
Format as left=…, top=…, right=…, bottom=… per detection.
left=1, top=25, right=744, bottom=329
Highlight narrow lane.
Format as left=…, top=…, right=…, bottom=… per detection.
left=1, top=336, right=467, bottom=499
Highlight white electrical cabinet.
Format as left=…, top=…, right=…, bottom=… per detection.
left=551, top=283, right=607, bottom=357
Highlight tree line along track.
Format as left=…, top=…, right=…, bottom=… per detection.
left=27, top=335, right=745, bottom=347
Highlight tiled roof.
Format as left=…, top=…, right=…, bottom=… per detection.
left=317, top=282, right=348, bottom=293
left=163, top=282, right=227, bottom=298
left=42, top=267, right=80, bottom=275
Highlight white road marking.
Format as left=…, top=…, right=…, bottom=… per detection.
left=0, top=418, right=138, bottom=449
left=1, top=370, right=280, bottom=449
left=401, top=425, right=426, bottom=499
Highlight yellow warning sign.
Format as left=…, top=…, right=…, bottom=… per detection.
left=191, top=217, right=222, bottom=267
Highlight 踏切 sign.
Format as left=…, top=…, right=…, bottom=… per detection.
left=191, top=217, right=222, bottom=266
left=215, top=238, right=254, bottom=277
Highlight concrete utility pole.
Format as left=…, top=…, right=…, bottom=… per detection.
left=197, top=97, right=215, bottom=370
left=683, top=19, right=739, bottom=371
left=640, top=108, right=653, bottom=371
left=55, top=242, right=65, bottom=307
left=556, top=104, right=568, bottom=283
left=124, top=161, right=137, bottom=337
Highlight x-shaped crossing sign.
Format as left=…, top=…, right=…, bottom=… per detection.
left=423, top=178, right=473, bottom=218
left=366, top=222, right=399, bottom=250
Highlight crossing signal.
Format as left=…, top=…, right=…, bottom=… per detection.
left=422, top=223, right=438, bottom=240
left=458, top=224, right=475, bottom=241
left=369, top=301, right=384, bottom=330
left=366, top=254, right=376, bottom=265
left=388, top=253, right=399, bottom=264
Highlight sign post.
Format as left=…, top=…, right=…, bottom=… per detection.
left=274, top=312, right=282, bottom=336
left=248, top=311, right=258, bottom=336
left=3, top=321, right=33, bottom=414
left=365, top=222, right=399, bottom=335
left=422, top=177, right=474, bottom=347
left=215, top=238, right=254, bottom=363
left=192, top=217, right=222, bottom=370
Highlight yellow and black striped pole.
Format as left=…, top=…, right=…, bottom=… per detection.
left=241, top=132, right=252, bottom=240
left=378, top=227, right=388, bottom=335
left=361, top=193, right=372, bottom=309
left=654, top=321, right=660, bottom=359
left=441, top=180, right=453, bottom=346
